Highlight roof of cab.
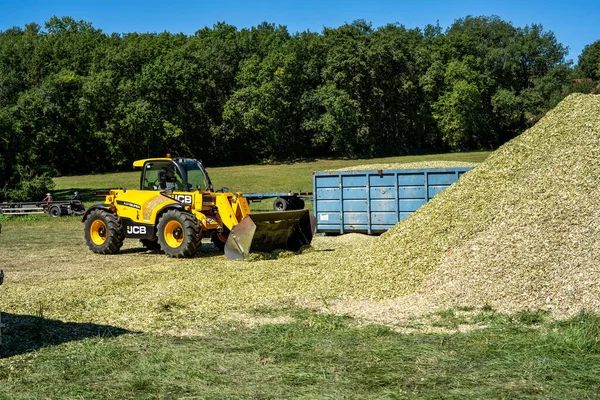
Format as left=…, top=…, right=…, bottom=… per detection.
left=132, top=158, right=172, bottom=168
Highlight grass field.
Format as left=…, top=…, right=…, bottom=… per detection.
left=2, top=151, right=600, bottom=399
left=52, top=152, right=488, bottom=211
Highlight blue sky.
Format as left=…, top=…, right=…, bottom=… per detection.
left=1, top=0, right=598, bottom=63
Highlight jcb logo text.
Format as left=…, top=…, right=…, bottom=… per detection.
left=174, top=195, right=192, bottom=203
left=127, top=226, right=147, bottom=235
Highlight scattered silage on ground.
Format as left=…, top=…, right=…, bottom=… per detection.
left=3, top=94, right=600, bottom=335
left=1, top=217, right=377, bottom=334
left=332, top=93, right=600, bottom=322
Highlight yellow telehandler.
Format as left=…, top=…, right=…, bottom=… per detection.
left=82, top=157, right=315, bottom=260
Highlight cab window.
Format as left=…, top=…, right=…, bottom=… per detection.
left=180, top=159, right=209, bottom=191
left=142, top=162, right=184, bottom=191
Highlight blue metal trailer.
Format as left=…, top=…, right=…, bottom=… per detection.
left=313, top=167, right=473, bottom=234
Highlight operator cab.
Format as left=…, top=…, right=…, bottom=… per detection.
left=137, top=157, right=212, bottom=192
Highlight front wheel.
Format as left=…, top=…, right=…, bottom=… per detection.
left=84, top=209, right=124, bottom=254
left=157, top=210, right=201, bottom=258
left=211, top=231, right=228, bottom=252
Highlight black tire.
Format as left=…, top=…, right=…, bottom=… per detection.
left=84, top=209, right=124, bottom=254
left=273, top=197, right=289, bottom=211
left=140, top=238, right=161, bottom=251
left=49, top=206, right=61, bottom=218
left=157, top=210, right=201, bottom=258
left=289, top=198, right=305, bottom=210
left=211, top=232, right=228, bottom=252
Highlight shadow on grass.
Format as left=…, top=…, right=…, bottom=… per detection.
left=117, top=244, right=221, bottom=257
left=118, top=247, right=157, bottom=255
left=0, top=313, right=136, bottom=358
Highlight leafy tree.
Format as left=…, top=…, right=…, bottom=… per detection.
left=223, top=32, right=324, bottom=162
left=1, top=165, right=54, bottom=202
left=427, top=16, right=569, bottom=149
left=0, top=14, right=581, bottom=197
left=578, top=40, right=600, bottom=81
left=432, top=58, right=488, bottom=149
left=302, top=83, right=362, bottom=157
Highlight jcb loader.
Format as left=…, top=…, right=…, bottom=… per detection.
left=82, top=157, right=315, bottom=260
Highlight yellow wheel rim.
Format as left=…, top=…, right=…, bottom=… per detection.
left=164, top=220, right=184, bottom=248
left=90, top=219, right=107, bottom=245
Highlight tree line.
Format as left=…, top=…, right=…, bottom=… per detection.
left=1, top=15, right=599, bottom=201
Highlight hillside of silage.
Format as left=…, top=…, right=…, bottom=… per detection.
left=360, top=93, right=600, bottom=315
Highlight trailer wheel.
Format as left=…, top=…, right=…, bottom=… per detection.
left=273, top=197, right=289, bottom=211
left=157, top=210, right=200, bottom=258
left=49, top=205, right=61, bottom=218
left=84, top=209, right=124, bottom=254
left=289, top=198, right=305, bottom=210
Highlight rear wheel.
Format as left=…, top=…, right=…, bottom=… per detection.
left=84, top=209, right=124, bottom=254
left=273, top=197, right=289, bottom=211
left=157, top=210, right=200, bottom=257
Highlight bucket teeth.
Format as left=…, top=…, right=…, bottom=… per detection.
left=224, top=210, right=316, bottom=260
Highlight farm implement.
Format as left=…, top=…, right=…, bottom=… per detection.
left=0, top=199, right=85, bottom=217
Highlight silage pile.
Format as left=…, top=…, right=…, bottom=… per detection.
left=355, top=93, right=600, bottom=316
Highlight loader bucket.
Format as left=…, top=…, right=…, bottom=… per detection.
left=224, top=209, right=317, bottom=260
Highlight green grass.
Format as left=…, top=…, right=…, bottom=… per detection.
left=4, top=151, right=600, bottom=398
left=1, top=308, right=598, bottom=399
left=53, top=151, right=490, bottom=192
left=51, top=151, right=490, bottom=211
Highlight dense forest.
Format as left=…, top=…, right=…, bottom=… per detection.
left=1, top=15, right=599, bottom=200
